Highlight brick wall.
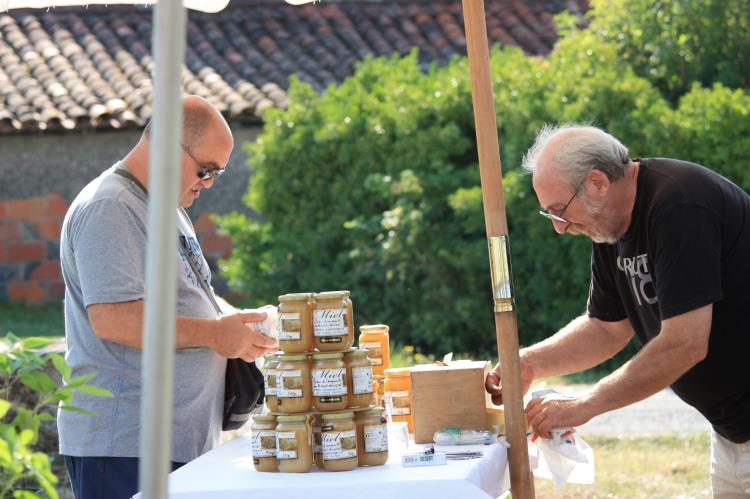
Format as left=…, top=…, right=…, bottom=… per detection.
left=0, top=194, right=68, bottom=303
left=0, top=194, right=234, bottom=305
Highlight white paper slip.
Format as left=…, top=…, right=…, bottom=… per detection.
left=402, top=452, right=447, bottom=467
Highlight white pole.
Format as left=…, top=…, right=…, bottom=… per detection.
left=138, top=0, right=185, bottom=497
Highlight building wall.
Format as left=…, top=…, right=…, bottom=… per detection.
left=0, top=125, right=261, bottom=304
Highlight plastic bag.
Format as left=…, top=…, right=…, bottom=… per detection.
left=530, top=428, right=595, bottom=487
left=433, top=428, right=495, bottom=445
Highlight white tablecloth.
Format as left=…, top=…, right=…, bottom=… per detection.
left=164, top=434, right=510, bottom=498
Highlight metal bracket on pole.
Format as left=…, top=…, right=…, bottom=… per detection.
left=488, top=235, right=514, bottom=313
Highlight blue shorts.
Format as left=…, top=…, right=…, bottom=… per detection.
left=63, top=456, right=185, bottom=499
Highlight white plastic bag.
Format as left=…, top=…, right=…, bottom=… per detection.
left=530, top=428, right=595, bottom=487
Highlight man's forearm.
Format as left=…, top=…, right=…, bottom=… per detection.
left=88, top=300, right=220, bottom=350
left=522, top=315, right=633, bottom=380
left=581, top=304, right=711, bottom=418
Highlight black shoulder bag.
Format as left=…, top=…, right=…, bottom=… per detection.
left=113, top=166, right=264, bottom=431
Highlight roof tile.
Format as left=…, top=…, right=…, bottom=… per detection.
left=0, top=0, right=587, bottom=134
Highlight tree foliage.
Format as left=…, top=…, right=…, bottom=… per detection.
left=218, top=6, right=750, bottom=361
left=588, top=0, right=750, bottom=102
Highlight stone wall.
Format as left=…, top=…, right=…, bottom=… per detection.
left=0, top=125, right=260, bottom=304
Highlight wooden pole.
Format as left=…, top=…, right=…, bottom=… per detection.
left=460, top=0, right=535, bottom=497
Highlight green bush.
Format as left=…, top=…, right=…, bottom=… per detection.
left=0, top=333, right=111, bottom=498
left=588, top=0, right=750, bottom=102
left=219, top=9, right=749, bottom=365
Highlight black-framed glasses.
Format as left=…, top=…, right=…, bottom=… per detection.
left=539, top=182, right=582, bottom=225
left=180, top=143, right=226, bottom=182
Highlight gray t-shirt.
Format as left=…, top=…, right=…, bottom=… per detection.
left=58, top=163, right=226, bottom=463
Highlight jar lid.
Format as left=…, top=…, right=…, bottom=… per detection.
left=311, top=352, right=344, bottom=360
left=277, top=415, right=308, bottom=423
left=278, top=292, right=314, bottom=302
left=344, top=348, right=369, bottom=357
left=313, top=290, right=350, bottom=300
left=321, top=411, right=355, bottom=420
left=359, top=324, right=389, bottom=333
left=277, top=354, right=308, bottom=362
left=253, top=414, right=277, bottom=422
left=384, top=367, right=411, bottom=376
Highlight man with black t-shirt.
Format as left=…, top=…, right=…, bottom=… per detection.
left=484, top=124, right=750, bottom=496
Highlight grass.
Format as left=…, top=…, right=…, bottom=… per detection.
left=532, top=433, right=711, bottom=498
left=0, top=300, right=65, bottom=338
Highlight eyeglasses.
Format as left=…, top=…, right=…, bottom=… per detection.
left=539, top=182, right=582, bottom=225
left=180, top=143, right=226, bottom=182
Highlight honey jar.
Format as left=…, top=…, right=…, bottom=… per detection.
left=383, top=367, right=413, bottom=433
left=276, top=415, right=313, bottom=473
left=276, top=354, right=312, bottom=413
left=358, top=324, right=390, bottom=376
left=355, top=407, right=388, bottom=466
left=263, top=354, right=279, bottom=411
left=278, top=293, right=314, bottom=353
left=312, top=291, right=354, bottom=351
left=251, top=414, right=278, bottom=472
left=321, top=411, right=358, bottom=472
left=311, top=353, right=348, bottom=412
left=343, top=349, right=373, bottom=408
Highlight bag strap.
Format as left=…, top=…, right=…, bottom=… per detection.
left=112, top=165, right=223, bottom=317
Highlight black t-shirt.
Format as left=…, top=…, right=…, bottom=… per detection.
left=587, top=158, right=750, bottom=443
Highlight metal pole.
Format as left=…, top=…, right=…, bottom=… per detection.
left=139, top=0, right=185, bottom=497
left=460, top=0, right=535, bottom=496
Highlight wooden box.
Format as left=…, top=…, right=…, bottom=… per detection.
left=409, top=360, right=492, bottom=444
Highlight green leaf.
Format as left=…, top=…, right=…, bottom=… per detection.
left=0, top=399, right=11, bottom=419
left=13, top=491, right=43, bottom=499
left=21, top=337, right=51, bottom=350
left=19, top=371, right=57, bottom=394
left=75, top=384, right=113, bottom=398
left=65, top=373, right=96, bottom=389
left=58, top=405, right=96, bottom=417
left=49, top=353, right=71, bottom=381
left=18, top=429, right=34, bottom=446
left=0, top=437, right=12, bottom=464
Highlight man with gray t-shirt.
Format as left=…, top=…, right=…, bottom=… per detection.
left=58, top=96, right=278, bottom=498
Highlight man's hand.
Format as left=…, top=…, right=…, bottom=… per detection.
left=212, top=310, right=279, bottom=362
left=524, top=393, right=592, bottom=438
left=484, top=360, right=534, bottom=406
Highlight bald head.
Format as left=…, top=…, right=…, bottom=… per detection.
left=522, top=124, right=630, bottom=190
left=143, top=95, right=232, bottom=153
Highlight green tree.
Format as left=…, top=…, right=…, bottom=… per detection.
left=218, top=4, right=749, bottom=362
left=588, top=0, right=750, bottom=101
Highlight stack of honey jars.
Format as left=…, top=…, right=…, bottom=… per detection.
left=251, top=291, right=388, bottom=473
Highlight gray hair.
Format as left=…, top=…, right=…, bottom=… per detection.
left=521, top=123, right=630, bottom=189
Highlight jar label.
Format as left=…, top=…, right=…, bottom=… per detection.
left=276, top=431, right=298, bottom=460
left=361, top=341, right=381, bottom=349
left=312, top=367, right=347, bottom=396
left=277, top=370, right=304, bottom=398
left=352, top=366, right=373, bottom=395
left=265, top=369, right=277, bottom=396
left=322, top=429, right=357, bottom=460
left=251, top=430, right=276, bottom=458
left=363, top=424, right=388, bottom=453
left=313, top=308, right=348, bottom=337
left=385, top=391, right=411, bottom=415
left=279, top=313, right=302, bottom=341
left=370, top=357, right=383, bottom=366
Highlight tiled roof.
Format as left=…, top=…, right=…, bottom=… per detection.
left=0, top=0, right=588, bottom=134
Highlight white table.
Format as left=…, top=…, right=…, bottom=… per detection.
left=164, top=434, right=510, bottom=498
